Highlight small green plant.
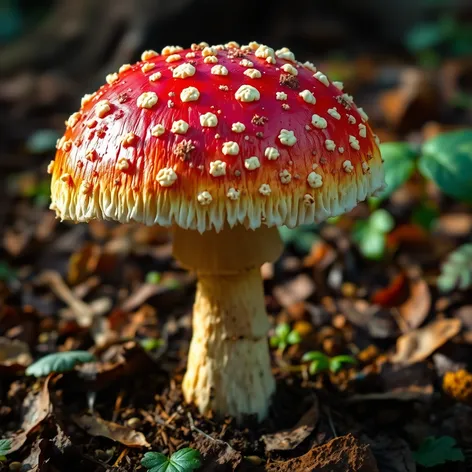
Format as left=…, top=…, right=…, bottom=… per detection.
left=26, top=351, right=96, bottom=377
left=437, top=244, right=472, bottom=293
left=269, top=323, right=302, bottom=352
left=140, top=338, right=165, bottom=352
left=352, top=209, right=395, bottom=260
left=413, top=436, right=464, bottom=468
left=0, top=261, right=16, bottom=283
left=278, top=224, right=320, bottom=253
left=0, top=439, right=11, bottom=461
left=141, top=448, right=201, bottom=472
left=302, top=351, right=357, bottom=376
left=406, top=15, right=472, bottom=67
left=146, top=271, right=161, bottom=285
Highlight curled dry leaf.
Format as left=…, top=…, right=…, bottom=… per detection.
left=8, top=375, right=52, bottom=454
left=397, top=278, right=431, bottom=332
left=21, top=438, right=48, bottom=472
left=391, top=319, right=462, bottom=365
left=72, top=413, right=150, bottom=448
left=262, top=400, right=319, bottom=452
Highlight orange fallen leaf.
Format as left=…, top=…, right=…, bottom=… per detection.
left=371, top=272, right=408, bottom=308
left=391, top=319, right=461, bottom=365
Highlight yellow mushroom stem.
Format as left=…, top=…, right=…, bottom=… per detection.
left=172, top=225, right=284, bottom=422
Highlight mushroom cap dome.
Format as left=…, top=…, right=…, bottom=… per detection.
left=49, top=41, right=385, bottom=232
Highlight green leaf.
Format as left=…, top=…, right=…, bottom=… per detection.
left=355, top=228, right=387, bottom=261
left=302, top=351, right=329, bottom=363
left=368, top=209, right=395, bottom=233
left=286, top=330, right=302, bottom=345
left=0, top=261, right=16, bottom=282
left=269, top=336, right=280, bottom=348
left=0, top=439, right=11, bottom=461
left=142, top=448, right=201, bottom=472
left=419, top=129, right=472, bottom=204
left=375, top=142, right=418, bottom=201
left=275, top=323, right=291, bottom=341
left=278, top=225, right=320, bottom=253
left=308, top=358, right=330, bottom=375
left=413, top=436, right=464, bottom=467
left=329, top=355, right=357, bottom=373
left=140, top=338, right=164, bottom=352
left=411, top=202, right=439, bottom=231
left=26, top=129, right=61, bottom=154
left=437, top=244, right=472, bottom=292
left=406, top=22, right=445, bottom=52
left=146, top=271, right=161, bottom=285
left=26, top=351, right=96, bottom=377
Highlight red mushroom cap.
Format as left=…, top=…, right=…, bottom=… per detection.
left=49, top=41, right=385, bottom=232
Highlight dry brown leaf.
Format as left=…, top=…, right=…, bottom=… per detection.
left=8, top=375, right=52, bottom=454
left=273, top=274, right=315, bottom=308
left=72, top=413, right=150, bottom=448
left=21, top=438, right=48, bottom=472
left=262, top=400, right=319, bottom=452
left=391, top=319, right=461, bottom=365
left=0, top=337, right=32, bottom=371
left=397, top=278, right=431, bottom=332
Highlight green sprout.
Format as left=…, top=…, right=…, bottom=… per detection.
left=270, top=323, right=302, bottom=353
left=301, top=351, right=357, bottom=376
left=146, top=271, right=162, bottom=285
left=352, top=209, right=395, bottom=260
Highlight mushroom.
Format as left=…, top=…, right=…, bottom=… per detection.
left=49, top=41, right=386, bottom=422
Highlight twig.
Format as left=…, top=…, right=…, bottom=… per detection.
left=187, top=412, right=215, bottom=442
left=39, top=270, right=94, bottom=326
left=113, top=447, right=129, bottom=467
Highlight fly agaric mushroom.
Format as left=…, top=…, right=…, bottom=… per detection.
left=49, top=41, right=385, bottom=422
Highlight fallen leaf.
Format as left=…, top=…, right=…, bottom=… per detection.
left=397, top=278, right=431, bottom=332
left=273, top=274, right=315, bottom=308
left=339, top=299, right=398, bottom=339
left=367, top=435, right=416, bottom=472
left=0, top=337, right=32, bottom=373
left=391, top=319, right=462, bottom=365
left=436, top=213, right=472, bottom=238
left=371, top=273, right=408, bottom=308
left=72, top=413, right=150, bottom=448
left=73, top=341, right=155, bottom=391
left=350, top=363, right=434, bottom=402
left=266, top=434, right=378, bottom=472
left=262, top=400, right=319, bottom=451
left=21, top=438, right=48, bottom=472
left=8, top=376, right=52, bottom=454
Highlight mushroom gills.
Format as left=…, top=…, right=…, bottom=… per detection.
left=173, top=225, right=283, bottom=421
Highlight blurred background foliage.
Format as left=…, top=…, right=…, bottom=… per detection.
left=0, top=0, right=472, bottom=286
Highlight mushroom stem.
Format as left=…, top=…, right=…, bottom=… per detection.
left=173, top=225, right=284, bottom=421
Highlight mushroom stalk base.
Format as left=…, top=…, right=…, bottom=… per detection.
left=183, top=269, right=275, bottom=421
left=173, top=225, right=283, bottom=422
